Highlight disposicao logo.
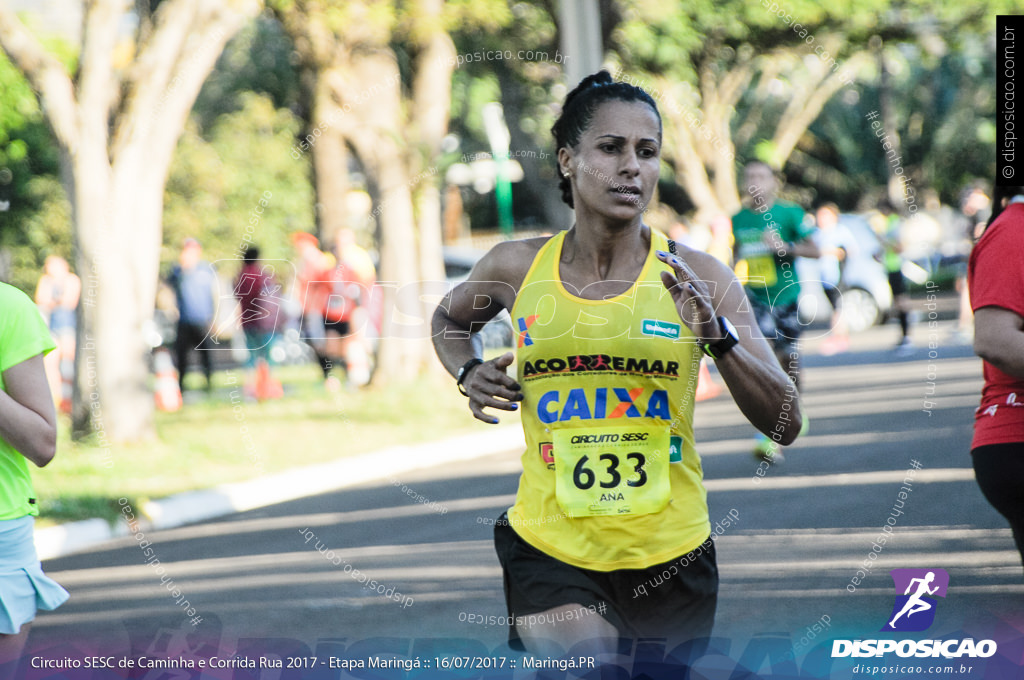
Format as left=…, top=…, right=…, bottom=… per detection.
left=831, top=568, right=998, bottom=659
left=883, top=568, right=948, bottom=632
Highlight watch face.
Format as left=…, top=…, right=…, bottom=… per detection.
left=720, top=316, right=738, bottom=339
left=703, top=316, right=739, bottom=359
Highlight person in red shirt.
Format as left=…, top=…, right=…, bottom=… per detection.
left=322, top=234, right=373, bottom=388
left=969, top=183, right=1024, bottom=572
left=291, top=232, right=334, bottom=384
left=234, top=246, right=283, bottom=399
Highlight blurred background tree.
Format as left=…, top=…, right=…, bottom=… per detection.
left=610, top=0, right=1013, bottom=222
left=794, top=33, right=999, bottom=211
left=443, top=1, right=566, bottom=231
left=269, top=0, right=513, bottom=382
left=163, top=92, right=315, bottom=265
left=0, top=0, right=261, bottom=441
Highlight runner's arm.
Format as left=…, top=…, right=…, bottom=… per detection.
left=974, top=306, right=1024, bottom=378
left=432, top=241, right=534, bottom=424
left=787, top=236, right=820, bottom=259
left=775, top=212, right=820, bottom=259
left=658, top=249, right=802, bottom=444
left=0, top=354, right=57, bottom=467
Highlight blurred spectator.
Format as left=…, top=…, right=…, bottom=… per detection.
left=336, top=229, right=381, bottom=336
left=954, top=185, right=991, bottom=343
left=706, top=214, right=733, bottom=266
left=323, top=231, right=375, bottom=389
left=33, top=256, right=80, bottom=413
left=234, top=246, right=282, bottom=399
left=168, top=238, right=218, bottom=393
left=908, top=190, right=946, bottom=265
left=872, top=204, right=913, bottom=353
left=815, top=204, right=858, bottom=355
left=962, top=186, right=992, bottom=240
left=732, top=160, right=819, bottom=463
left=291, top=232, right=333, bottom=385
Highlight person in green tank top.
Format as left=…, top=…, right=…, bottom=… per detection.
left=433, top=72, right=803, bottom=664
left=731, top=161, right=819, bottom=463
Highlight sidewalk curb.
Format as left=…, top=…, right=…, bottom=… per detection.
left=35, top=425, right=525, bottom=561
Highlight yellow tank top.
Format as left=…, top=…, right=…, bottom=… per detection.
left=507, top=229, right=710, bottom=571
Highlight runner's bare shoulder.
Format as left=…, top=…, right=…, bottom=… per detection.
left=469, top=235, right=555, bottom=300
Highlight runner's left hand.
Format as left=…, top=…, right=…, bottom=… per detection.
left=656, top=250, right=722, bottom=344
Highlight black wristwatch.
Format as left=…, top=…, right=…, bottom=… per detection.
left=701, top=316, right=739, bottom=360
left=456, top=358, right=484, bottom=396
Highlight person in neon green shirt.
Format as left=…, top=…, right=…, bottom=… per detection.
left=0, top=282, right=69, bottom=678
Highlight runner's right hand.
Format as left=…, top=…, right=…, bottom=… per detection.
left=462, top=352, right=523, bottom=425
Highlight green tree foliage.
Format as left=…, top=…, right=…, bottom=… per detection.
left=0, top=50, right=70, bottom=292
left=192, top=14, right=301, bottom=129
left=612, top=0, right=1017, bottom=218
left=163, top=15, right=313, bottom=282
left=796, top=35, right=999, bottom=209
left=163, top=92, right=315, bottom=271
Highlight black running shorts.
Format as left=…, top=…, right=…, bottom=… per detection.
left=746, top=293, right=803, bottom=355
left=493, top=513, right=718, bottom=651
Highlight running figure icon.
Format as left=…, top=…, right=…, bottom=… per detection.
left=888, top=572, right=939, bottom=628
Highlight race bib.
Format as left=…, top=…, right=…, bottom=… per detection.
left=553, top=425, right=671, bottom=518
left=744, top=255, right=777, bottom=286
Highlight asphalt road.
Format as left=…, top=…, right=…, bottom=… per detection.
left=23, top=319, right=1022, bottom=678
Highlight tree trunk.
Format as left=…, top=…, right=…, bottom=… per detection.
left=372, top=149, right=424, bottom=379
left=409, top=0, right=454, bottom=375
left=337, top=53, right=429, bottom=382
left=496, top=63, right=571, bottom=231
left=660, top=84, right=726, bottom=223
left=876, top=40, right=906, bottom=213
left=74, top=153, right=165, bottom=441
left=311, top=78, right=350, bottom=246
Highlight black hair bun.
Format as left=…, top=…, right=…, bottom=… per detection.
left=580, top=70, right=613, bottom=87
left=563, top=70, right=614, bottom=109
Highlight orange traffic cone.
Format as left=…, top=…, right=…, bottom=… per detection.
left=154, top=348, right=183, bottom=412
left=253, top=358, right=282, bottom=401
left=695, top=359, right=722, bottom=402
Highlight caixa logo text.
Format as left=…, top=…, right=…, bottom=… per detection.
left=831, top=639, right=997, bottom=659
